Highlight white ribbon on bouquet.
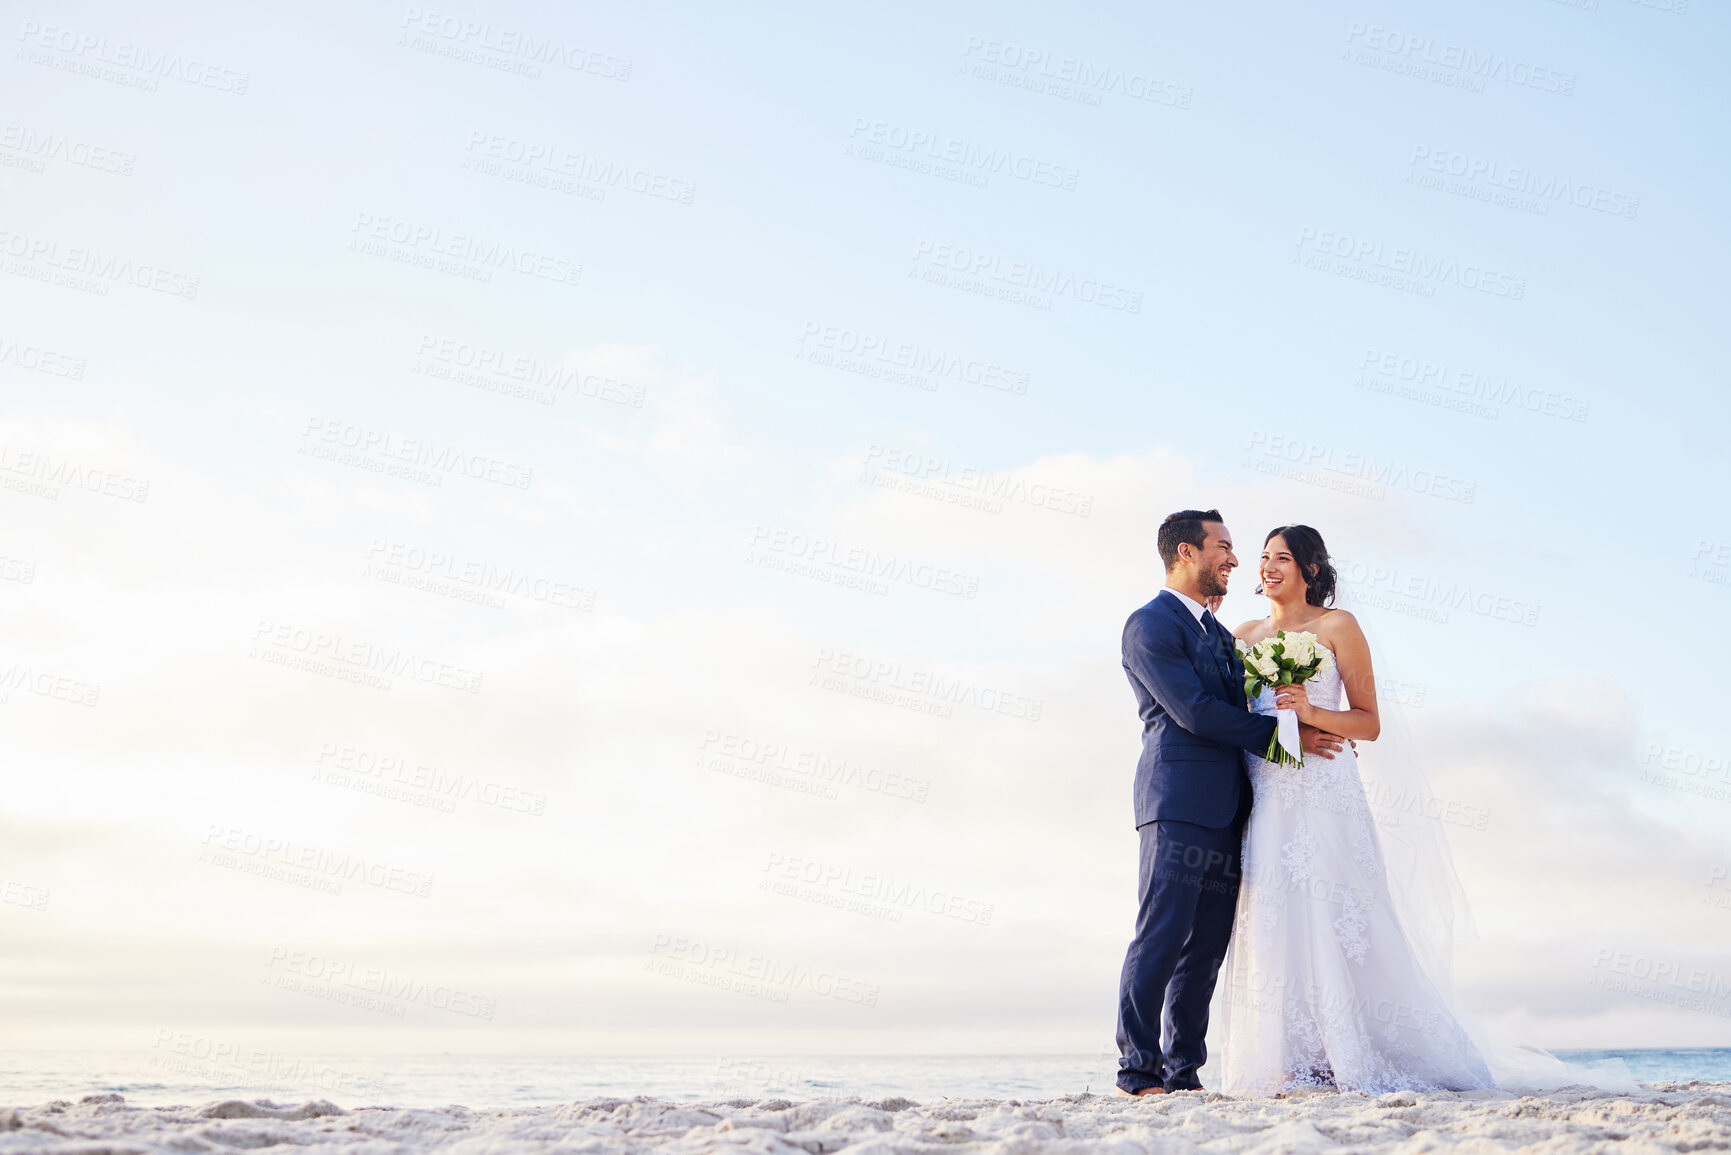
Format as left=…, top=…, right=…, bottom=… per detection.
left=1276, top=705, right=1302, bottom=764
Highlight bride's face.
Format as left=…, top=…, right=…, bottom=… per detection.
left=1260, top=535, right=1307, bottom=604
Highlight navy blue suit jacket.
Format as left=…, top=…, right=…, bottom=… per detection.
left=1121, top=590, right=1278, bottom=829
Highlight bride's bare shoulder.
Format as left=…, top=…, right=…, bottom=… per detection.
left=1233, top=617, right=1271, bottom=642
left=1316, top=608, right=1367, bottom=649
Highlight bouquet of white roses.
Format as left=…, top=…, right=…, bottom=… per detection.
left=1236, top=630, right=1334, bottom=767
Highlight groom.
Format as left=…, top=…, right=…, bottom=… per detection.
left=1115, top=509, right=1346, bottom=1095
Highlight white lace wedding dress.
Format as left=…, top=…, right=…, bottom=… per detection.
left=1212, top=646, right=1495, bottom=1095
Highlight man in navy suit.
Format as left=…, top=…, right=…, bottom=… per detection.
left=1115, top=509, right=1346, bottom=1095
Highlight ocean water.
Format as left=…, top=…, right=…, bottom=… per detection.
left=2, top=1049, right=1727, bottom=1108
left=1553, top=1048, right=1731, bottom=1085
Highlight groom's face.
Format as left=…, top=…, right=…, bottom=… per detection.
left=1192, top=522, right=1237, bottom=598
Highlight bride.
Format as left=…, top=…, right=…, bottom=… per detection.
left=1213, top=524, right=1495, bottom=1094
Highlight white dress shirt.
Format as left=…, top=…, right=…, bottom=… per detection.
left=1162, top=587, right=1210, bottom=634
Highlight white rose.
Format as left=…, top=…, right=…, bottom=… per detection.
left=1284, top=632, right=1316, bottom=664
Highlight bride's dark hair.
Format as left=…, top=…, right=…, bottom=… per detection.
left=1260, top=525, right=1337, bottom=607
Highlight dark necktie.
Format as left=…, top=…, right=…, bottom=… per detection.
left=1199, top=609, right=1233, bottom=669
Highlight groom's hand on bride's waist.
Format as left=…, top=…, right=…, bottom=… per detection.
left=1296, top=723, right=1346, bottom=759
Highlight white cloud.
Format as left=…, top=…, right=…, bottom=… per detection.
left=0, top=415, right=1717, bottom=1054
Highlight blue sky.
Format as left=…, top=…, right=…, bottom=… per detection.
left=2, top=0, right=1727, bottom=1065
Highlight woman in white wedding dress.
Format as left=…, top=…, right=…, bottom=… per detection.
left=1213, top=525, right=1496, bottom=1095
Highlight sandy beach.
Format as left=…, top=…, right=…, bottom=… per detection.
left=4, top=1084, right=1729, bottom=1154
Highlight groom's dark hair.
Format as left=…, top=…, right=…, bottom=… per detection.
left=1157, top=509, right=1223, bottom=572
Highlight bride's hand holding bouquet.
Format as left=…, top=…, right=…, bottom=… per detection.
left=1238, top=630, right=1334, bottom=767
left=1272, top=681, right=1311, bottom=721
